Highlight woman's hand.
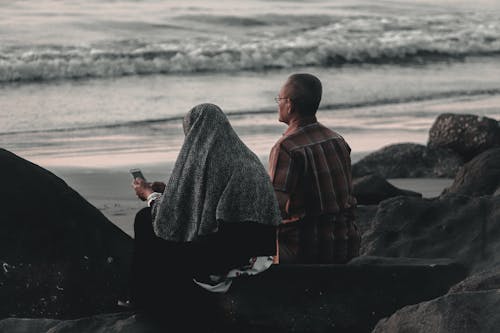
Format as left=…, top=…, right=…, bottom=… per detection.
left=151, top=181, right=166, bottom=193
left=132, top=178, right=154, bottom=201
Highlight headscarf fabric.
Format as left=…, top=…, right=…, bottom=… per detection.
left=152, top=103, right=281, bottom=242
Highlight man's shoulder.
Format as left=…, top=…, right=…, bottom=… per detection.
left=281, top=122, right=347, bottom=151
left=314, top=121, right=348, bottom=137
left=271, top=135, right=289, bottom=152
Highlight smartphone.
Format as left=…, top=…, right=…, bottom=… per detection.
left=130, top=168, right=146, bottom=181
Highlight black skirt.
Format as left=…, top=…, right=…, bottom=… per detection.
left=131, top=207, right=276, bottom=328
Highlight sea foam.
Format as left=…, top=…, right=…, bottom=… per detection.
left=1, top=13, right=499, bottom=83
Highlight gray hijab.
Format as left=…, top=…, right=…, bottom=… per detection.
left=152, top=103, right=281, bottom=242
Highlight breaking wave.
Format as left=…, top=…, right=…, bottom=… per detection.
left=1, top=13, right=500, bottom=83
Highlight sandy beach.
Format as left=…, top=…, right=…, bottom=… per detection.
left=50, top=165, right=454, bottom=237
left=51, top=166, right=170, bottom=236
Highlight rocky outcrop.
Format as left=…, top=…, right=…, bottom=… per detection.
left=361, top=148, right=500, bottom=273
left=442, top=148, right=500, bottom=197
left=353, top=174, right=421, bottom=205
left=352, top=114, right=500, bottom=179
left=428, top=113, right=500, bottom=161
left=0, top=149, right=133, bottom=318
left=355, top=205, right=378, bottom=236
left=0, top=317, right=61, bottom=333
left=372, top=289, right=500, bottom=333
left=218, top=261, right=466, bottom=333
left=359, top=146, right=500, bottom=332
left=372, top=265, right=500, bottom=333
left=448, top=264, right=500, bottom=293
left=0, top=261, right=467, bottom=333
left=352, top=143, right=462, bottom=178
left=361, top=194, right=500, bottom=273
left=0, top=312, right=158, bottom=333
left=348, top=256, right=454, bottom=267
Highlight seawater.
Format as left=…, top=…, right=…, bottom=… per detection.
left=1, top=0, right=500, bottom=168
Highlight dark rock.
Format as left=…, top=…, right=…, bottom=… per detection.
left=0, top=261, right=467, bottom=333
left=355, top=205, right=378, bottom=236
left=352, top=143, right=462, bottom=178
left=353, top=174, right=421, bottom=205
left=428, top=113, right=500, bottom=160
left=442, top=148, right=500, bottom=197
left=372, top=290, right=500, bottom=333
left=0, top=149, right=133, bottom=319
left=361, top=194, right=500, bottom=273
left=369, top=264, right=500, bottom=333
left=0, top=312, right=161, bottom=333
left=360, top=171, right=500, bottom=332
left=0, top=317, right=60, bottom=333
left=216, top=262, right=466, bottom=333
left=348, top=256, right=455, bottom=267
left=448, top=264, right=500, bottom=294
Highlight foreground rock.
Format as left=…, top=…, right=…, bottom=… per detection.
left=0, top=261, right=466, bottom=333
left=449, top=263, right=500, bottom=293
left=362, top=194, right=500, bottom=273
left=373, top=265, right=500, bottom=333
left=428, top=113, right=500, bottom=160
left=0, top=312, right=156, bottom=333
left=373, top=290, right=500, bottom=333
left=442, top=148, right=500, bottom=197
left=360, top=147, right=500, bottom=332
left=0, top=149, right=133, bottom=318
left=362, top=147, right=500, bottom=273
left=353, top=174, right=421, bottom=205
left=352, top=143, right=462, bottom=178
left=354, top=205, right=379, bottom=236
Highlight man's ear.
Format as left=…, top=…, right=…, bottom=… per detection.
left=287, top=100, right=294, bottom=115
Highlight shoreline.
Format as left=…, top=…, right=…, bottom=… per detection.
left=3, top=60, right=500, bottom=171
left=52, top=166, right=453, bottom=237
left=6, top=92, right=500, bottom=171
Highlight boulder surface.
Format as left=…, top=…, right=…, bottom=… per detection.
left=353, top=174, right=421, bottom=205
left=448, top=264, right=500, bottom=294
left=372, top=265, right=500, bottom=333
left=442, top=148, right=500, bottom=197
left=0, top=149, right=133, bottom=318
left=352, top=143, right=462, bottom=178
left=372, top=290, right=500, bottom=333
left=428, top=113, right=500, bottom=160
left=0, top=261, right=467, bottom=333
left=361, top=194, right=500, bottom=273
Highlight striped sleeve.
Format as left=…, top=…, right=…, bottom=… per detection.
left=269, top=144, right=301, bottom=193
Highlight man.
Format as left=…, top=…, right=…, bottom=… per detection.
left=269, top=73, right=360, bottom=264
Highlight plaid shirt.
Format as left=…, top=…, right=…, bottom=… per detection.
left=269, top=122, right=356, bottom=222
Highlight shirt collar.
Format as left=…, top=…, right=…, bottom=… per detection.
left=284, top=116, right=318, bottom=136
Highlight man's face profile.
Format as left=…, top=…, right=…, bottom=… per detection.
left=278, top=81, right=292, bottom=124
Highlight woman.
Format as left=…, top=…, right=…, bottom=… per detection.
left=131, top=103, right=281, bottom=327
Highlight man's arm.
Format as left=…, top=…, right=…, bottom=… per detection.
left=269, top=143, right=292, bottom=218
left=274, top=190, right=302, bottom=223
left=269, top=142, right=303, bottom=223
left=274, top=190, right=290, bottom=218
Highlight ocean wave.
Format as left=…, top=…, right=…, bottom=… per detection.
left=1, top=13, right=500, bottom=83
left=176, top=14, right=269, bottom=27
left=2, top=88, right=499, bottom=136
left=320, top=88, right=500, bottom=112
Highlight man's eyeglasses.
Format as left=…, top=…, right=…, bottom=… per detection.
left=274, top=96, right=291, bottom=104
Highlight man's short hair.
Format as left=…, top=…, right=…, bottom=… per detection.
left=287, top=73, right=322, bottom=116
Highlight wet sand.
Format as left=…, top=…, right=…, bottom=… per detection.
left=50, top=166, right=453, bottom=237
